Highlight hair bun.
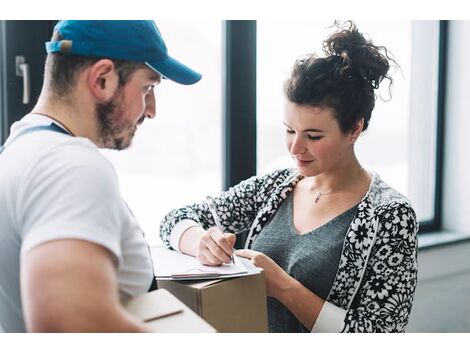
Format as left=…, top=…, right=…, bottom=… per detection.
left=323, top=21, right=393, bottom=89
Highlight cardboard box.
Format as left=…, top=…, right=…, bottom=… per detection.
left=124, top=288, right=216, bottom=332
left=157, top=271, right=268, bottom=332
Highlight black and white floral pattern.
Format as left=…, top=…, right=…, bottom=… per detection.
left=160, top=168, right=418, bottom=332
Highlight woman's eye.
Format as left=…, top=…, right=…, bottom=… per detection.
left=307, top=135, right=322, bottom=140
left=285, top=129, right=295, bottom=134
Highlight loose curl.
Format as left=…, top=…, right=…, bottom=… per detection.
left=284, top=21, right=398, bottom=133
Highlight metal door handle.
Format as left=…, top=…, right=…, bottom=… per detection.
left=15, top=56, right=30, bottom=105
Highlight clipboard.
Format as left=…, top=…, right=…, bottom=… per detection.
left=151, top=246, right=260, bottom=280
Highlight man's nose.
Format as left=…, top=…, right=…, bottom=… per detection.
left=144, top=89, right=156, bottom=119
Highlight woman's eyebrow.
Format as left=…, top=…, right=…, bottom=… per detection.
left=283, top=122, right=324, bottom=133
left=303, top=128, right=324, bottom=132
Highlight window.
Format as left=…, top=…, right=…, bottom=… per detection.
left=0, top=20, right=443, bottom=237
left=257, top=20, right=441, bottom=225
left=101, top=21, right=223, bottom=245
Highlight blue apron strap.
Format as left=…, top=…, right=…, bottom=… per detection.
left=0, top=123, right=70, bottom=155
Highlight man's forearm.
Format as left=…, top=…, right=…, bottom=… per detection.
left=22, top=239, right=154, bottom=333
left=27, top=304, right=152, bottom=332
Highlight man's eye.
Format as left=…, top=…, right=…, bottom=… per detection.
left=144, top=85, right=154, bottom=94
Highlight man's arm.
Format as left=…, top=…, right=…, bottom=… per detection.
left=20, top=239, right=151, bottom=332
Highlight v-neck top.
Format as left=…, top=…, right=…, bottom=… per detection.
left=251, top=191, right=358, bottom=333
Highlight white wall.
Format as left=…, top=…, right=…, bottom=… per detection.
left=407, top=21, right=470, bottom=332
left=408, top=241, right=470, bottom=332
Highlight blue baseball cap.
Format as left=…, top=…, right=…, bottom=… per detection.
left=45, top=20, right=202, bottom=85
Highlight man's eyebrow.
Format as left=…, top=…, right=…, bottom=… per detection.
left=283, top=122, right=324, bottom=133
left=148, top=72, right=162, bottom=83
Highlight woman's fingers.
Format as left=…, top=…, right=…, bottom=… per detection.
left=235, top=249, right=255, bottom=259
left=209, top=228, right=235, bottom=256
left=207, top=238, right=232, bottom=263
left=198, top=228, right=237, bottom=265
left=198, top=248, right=223, bottom=266
left=235, top=249, right=267, bottom=268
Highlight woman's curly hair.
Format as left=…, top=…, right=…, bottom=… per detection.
left=284, top=21, right=397, bottom=133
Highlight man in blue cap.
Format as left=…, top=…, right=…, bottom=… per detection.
left=0, top=21, right=201, bottom=332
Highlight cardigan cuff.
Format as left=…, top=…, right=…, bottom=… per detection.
left=169, top=219, right=202, bottom=252
left=311, top=301, right=346, bottom=333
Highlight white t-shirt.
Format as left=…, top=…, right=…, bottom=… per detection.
left=0, top=114, right=154, bottom=332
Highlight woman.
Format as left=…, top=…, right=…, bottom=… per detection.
left=160, top=22, right=418, bottom=333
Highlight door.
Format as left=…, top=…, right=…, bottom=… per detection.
left=0, top=20, right=55, bottom=143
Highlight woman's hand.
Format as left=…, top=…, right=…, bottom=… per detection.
left=195, top=227, right=236, bottom=266
left=237, top=249, right=325, bottom=330
left=235, top=249, right=295, bottom=300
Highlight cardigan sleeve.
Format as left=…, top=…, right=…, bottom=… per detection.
left=341, top=201, right=419, bottom=332
left=159, top=169, right=293, bottom=250
left=311, top=301, right=347, bottom=332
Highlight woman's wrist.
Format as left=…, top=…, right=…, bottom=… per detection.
left=276, top=276, right=325, bottom=330
left=275, top=274, right=301, bottom=303
left=168, top=220, right=202, bottom=252
left=178, top=226, right=205, bottom=256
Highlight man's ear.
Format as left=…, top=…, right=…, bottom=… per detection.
left=86, top=59, right=119, bottom=102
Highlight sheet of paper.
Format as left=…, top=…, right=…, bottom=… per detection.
left=151, top=246, right=260, bottom=280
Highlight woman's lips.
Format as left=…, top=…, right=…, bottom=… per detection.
left=295, top=159, right=314, bottom=167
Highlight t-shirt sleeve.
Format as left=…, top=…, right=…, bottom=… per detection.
left=19, top=141, right=124, bottom=266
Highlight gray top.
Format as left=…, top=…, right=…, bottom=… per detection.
left=252, top=191, right=358, bottom=333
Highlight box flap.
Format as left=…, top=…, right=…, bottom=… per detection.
left=187, top=278, right=225, bottom=289
left=124, top=289, right=183, bottom=322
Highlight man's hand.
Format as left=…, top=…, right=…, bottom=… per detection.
left=21, top=239, right=150, bottom=332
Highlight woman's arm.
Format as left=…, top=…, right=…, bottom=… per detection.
left=159, top=169, right=295, bottom=250
left=340, top=202, right=419, bottom=332
left=236, top=249, right=326, bottom=331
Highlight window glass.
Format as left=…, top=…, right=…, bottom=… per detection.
left=257, top=20, right=439, bottom=222
left=101, top=21, right=223, bottom=245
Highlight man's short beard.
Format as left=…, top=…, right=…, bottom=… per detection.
left=95, top=89, right=137, bottom=150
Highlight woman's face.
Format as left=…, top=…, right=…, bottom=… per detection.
left=284, top=101, right=355, bottom=177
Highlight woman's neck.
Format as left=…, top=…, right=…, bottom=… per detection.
left=307, top=156, right=366, bottom=194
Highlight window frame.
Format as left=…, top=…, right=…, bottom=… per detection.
left=223, top=20, right=257, bottom=190
left=416, top=20, right=448, bottom=234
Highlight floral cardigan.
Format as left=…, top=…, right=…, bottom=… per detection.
left=160, top=168, right=419, bottom=332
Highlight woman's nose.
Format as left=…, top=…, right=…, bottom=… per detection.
left=290, top=135, right=306, bottom=156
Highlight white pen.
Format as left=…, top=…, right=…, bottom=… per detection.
left=205, top=196, right=235, bottom=265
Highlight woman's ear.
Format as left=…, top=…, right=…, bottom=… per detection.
left=86, top=59, right=119, bottom=102
left=350, top=117, right=364, bottom=143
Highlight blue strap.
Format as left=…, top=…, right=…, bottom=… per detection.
left=0, top=123, right=70, bottom=155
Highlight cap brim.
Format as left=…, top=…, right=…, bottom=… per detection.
left=146, top=56, right=201, bottom=85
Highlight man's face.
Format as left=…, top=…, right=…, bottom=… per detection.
left=95, top=67, right=160, bottom=150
